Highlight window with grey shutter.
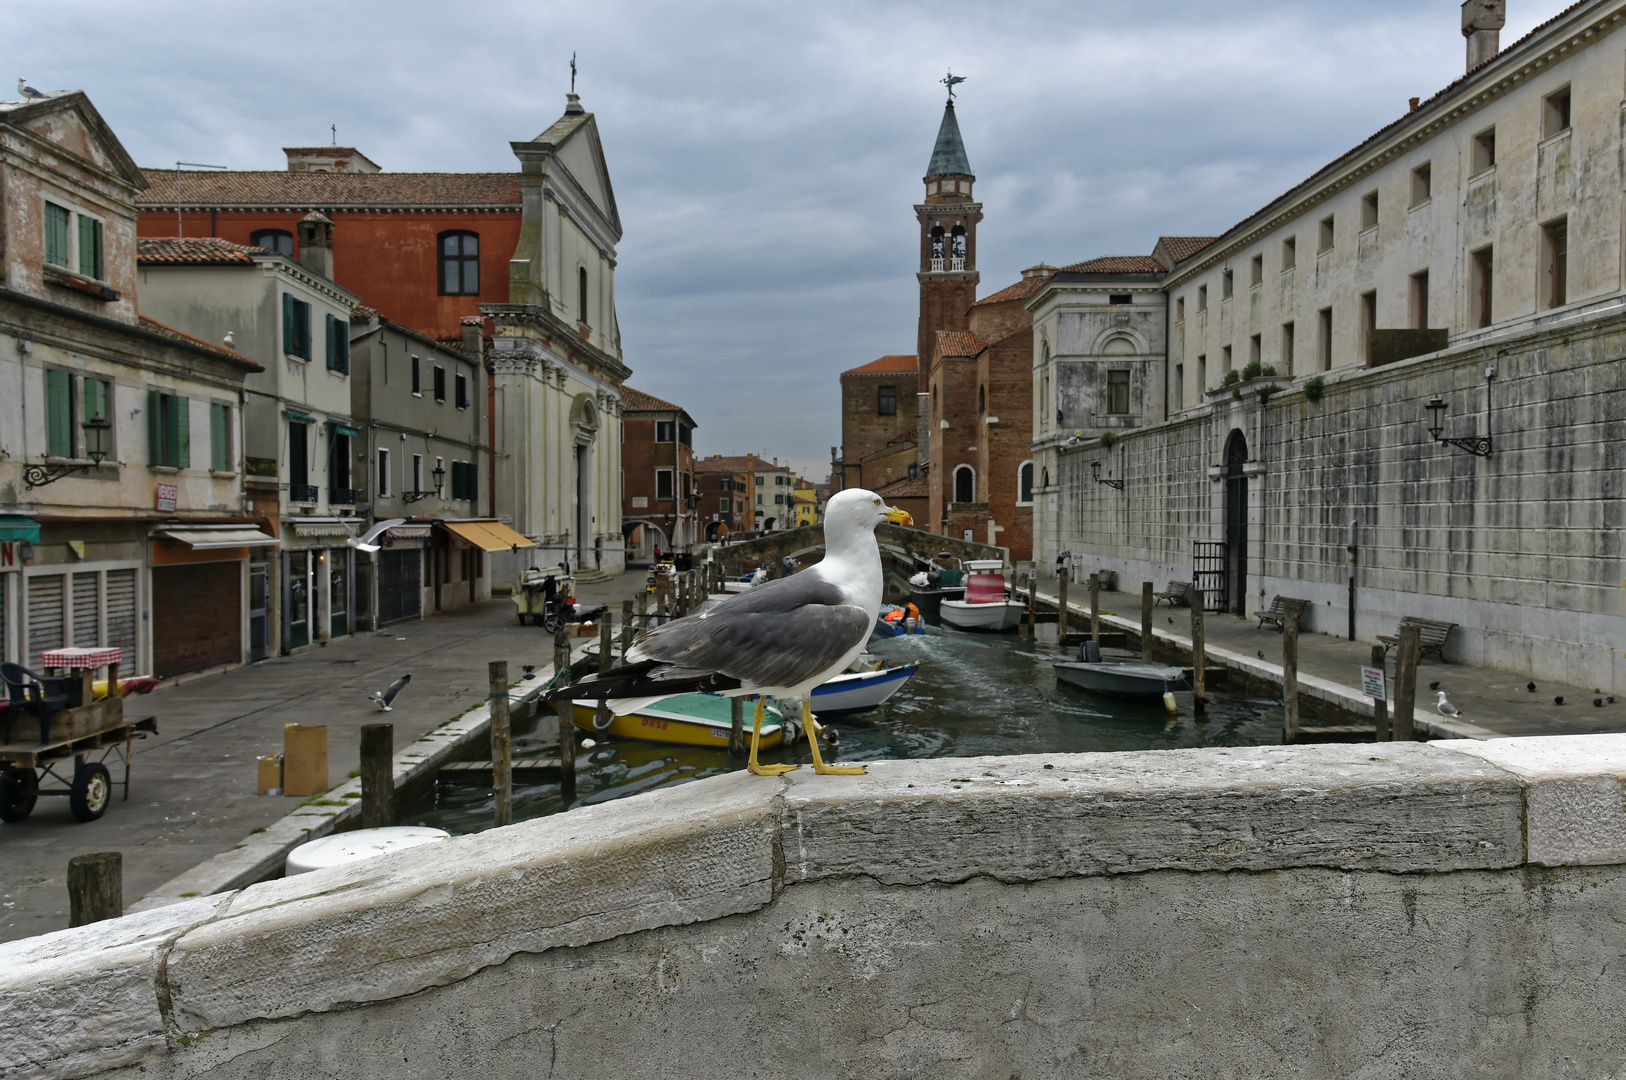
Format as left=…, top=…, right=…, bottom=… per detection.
left=73, top=572, right=100, bottom=647
left=105, top=569, right=137, bottom=659
left=27, top=574, right=65, bottom=668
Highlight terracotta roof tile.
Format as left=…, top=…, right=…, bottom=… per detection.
left=843, top=354, right=917, bottom=375
left=936, top=330, right=986, bottom=358
left=351, top=304, right=380, bottom=320
left=974, top=274, right=1052, bottom=306
left=136, top=237, right=267, bottom=265
left=621, top=386, right=687, bottom=413
left=1157, top=236, right=1220, bottom=263
left=138, top=316, right=262, bottom=369
left=136, top=169, right=522, bottom=209
left=874, top=474, right=930, bottom=498
left=1055, top=255, right=1165, bottom=275
left=694, top=455, right=755, bottom=473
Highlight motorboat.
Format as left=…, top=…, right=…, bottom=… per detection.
left=939, top=560, right=1026, bottom=632
left=1053, top=641, right=1186, bottom=701
left=907, top=554, right=965, bottom=626
left=874, top=603, right=925, bottom=637
left=722, top=567, right=768, bottom=594
left=571, top=693, right=786, bottom=748
left=809, top=661, right=920, bottom=716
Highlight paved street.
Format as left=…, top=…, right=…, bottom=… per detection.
left=0, top=571, right=647, bottom=944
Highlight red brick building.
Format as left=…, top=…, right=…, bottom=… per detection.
left=838, top=353, right=920, bottom=499
left=621, top=387, right=696, bottom=561
left=694, top=455, right=753, bottom=541
left=135, top=148, right=521, bottom=342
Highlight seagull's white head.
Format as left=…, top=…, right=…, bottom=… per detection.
left=824, top=488, right=911, bottom=535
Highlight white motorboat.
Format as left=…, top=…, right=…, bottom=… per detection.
left=810, top=662, right=921, bottom=716
left=939, top=560, right=1026, bottom=632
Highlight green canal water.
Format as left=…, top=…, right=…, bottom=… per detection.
left=398, top=625, right=1286, bottom=835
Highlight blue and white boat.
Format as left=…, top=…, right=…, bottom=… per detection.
left=874, top=604, right=925, bottom=637
left=811, top=662, right=921, bottom=716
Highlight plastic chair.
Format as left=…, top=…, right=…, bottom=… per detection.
left=0, top=663, right=69, bottom=746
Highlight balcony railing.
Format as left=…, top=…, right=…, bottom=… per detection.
left=328, top=487, right=359, bottom=505
left=949, top=256, right=965, bottom=271
left=929, top=257, right=944, bottom=272
left=289, top=483, right=319, bottom=503
left=928, top=256, right=966, bottom=273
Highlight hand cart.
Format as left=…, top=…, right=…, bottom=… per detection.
left=0, top=697, right=157, bottom=823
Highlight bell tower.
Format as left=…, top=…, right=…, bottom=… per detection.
left=916, top=85, right=983, bottom=367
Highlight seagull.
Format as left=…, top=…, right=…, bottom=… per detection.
left=17, top=78, right=45, bottom=103
left=549, top=488, right=911, bottom=776
left=1435, top=690, right=1463, bottom=718
left=1527, top=682, right=1537, bottom=692
left=350, top=517, right=407, bottom=553
left=223, top=331, right=236, bottom=348
left=370, top=674, right=411, bottom=711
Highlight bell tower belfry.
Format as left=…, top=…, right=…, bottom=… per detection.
left=916, top=79, right=983, bottom=367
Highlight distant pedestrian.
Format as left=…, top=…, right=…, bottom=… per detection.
left=653, top=545, right=663, bottom=563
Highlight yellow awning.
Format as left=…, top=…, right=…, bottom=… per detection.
left=442, top=520, right=535, bottom=551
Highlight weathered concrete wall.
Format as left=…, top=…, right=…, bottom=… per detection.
left=6, top=736, right=1626, bottom=1079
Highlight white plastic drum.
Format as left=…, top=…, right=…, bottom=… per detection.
left=285, top=826, right=451, bottom=875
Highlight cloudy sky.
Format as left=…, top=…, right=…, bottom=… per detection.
left=7, top=0, right=1570, bottom=478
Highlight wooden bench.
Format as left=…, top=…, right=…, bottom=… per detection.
left=1379, top=617, right=1457, bottom=663
left=1082, top=569, right=1114, bottom=591
left=1256, top=595, right=1309, bottom=632
left=1153, top=581, right=1192, bottom=607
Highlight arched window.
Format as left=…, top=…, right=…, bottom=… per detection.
left=578, top=266, right=589, bottom=324
left=251, top=229, right=293, bottom=257
left=1017, top=461, right=1034, bottom=505
left=978, top=384, right=986, bottom=413
left=950, top=225, right=966, bottom=259
left=1041, top=466, right=1050, bottom=488
left=439, top=231, right=479, bottom=295
left=929, top=226, right=945, bottom=260
left=953, top=464, right=975, bottom=503
left=931, top=386, right=938, bottom=421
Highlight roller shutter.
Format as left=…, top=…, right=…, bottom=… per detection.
left=27, top=574, right=65, bottom=669
left=105, top=569, right=137, bottom=661
left=72, top=572, right=100, bottom=647
left=377, top=549, right=421, bottom=626
left=152, top=563, right=240, bottom=678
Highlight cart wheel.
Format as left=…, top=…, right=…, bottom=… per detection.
left=0, top=767, right=38, bottom=823
left=69, top=763, right=111, bottom=823
left=543, top=611, right=565, bottom=634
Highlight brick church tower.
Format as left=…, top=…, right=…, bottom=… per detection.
left=915, top=97, right=982, bottom=366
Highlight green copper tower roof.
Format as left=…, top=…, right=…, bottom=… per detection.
left=926, top=101, right=972, bottom=178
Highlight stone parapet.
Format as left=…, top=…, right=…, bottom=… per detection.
left=5, top=737, right=1626, bottom=1078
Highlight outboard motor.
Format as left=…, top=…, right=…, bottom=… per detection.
left=1081, top=639, right=1102, bottom=663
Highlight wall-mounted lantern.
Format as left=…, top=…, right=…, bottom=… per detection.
left=25, top=416, right=113, bottom=488
left=1424, top=364, right=1495, bottom=457
left=402, top=461, right=447, bottom=504
left=1090, top=460, right=1125, bottom=490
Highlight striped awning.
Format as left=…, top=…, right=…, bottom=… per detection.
left=291, top=518, right=356, bottom=538
left=0, top=514, right=40, bottom=543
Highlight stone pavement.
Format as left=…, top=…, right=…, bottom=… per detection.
left=1061, top=584, right=1626, bottom=739
left=0, top=571, right=648, bottom=944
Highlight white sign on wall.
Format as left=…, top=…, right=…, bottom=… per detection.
left=155, top=484, right=178, bottom=512
left=1360, top=665, right=1387, bottom=700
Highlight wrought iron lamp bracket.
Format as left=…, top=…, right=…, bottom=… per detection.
left=24, top=461, right=91, bottom=489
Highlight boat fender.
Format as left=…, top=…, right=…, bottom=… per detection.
left=593, top=708, right=615, bottom=731
left=1162, top=690, right=1178, bottom=715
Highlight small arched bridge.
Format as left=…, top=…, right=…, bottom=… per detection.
left=713, top=523, right=1005, bottom=578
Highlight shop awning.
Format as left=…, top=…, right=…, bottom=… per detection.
left=0, top=514, right=41, bottom=543
left=328, top=422, right=361, bottom=438
left=283, top=407, right=316, bottom=423
left=384, top=525, right=433, bottom=540
left=291, top=518, right=356, bottom=538
left=441, top=520, right=536, bottom=551
left=159, top=527, right=280, bottom=549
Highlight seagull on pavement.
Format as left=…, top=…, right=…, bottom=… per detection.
left=370, top=674, right=411, bottom=711
left=1435, top=690, right=1463, bottom=718
left=17, top=78, right=46, bottom=103
left=550, top=488, right=911, bottom=776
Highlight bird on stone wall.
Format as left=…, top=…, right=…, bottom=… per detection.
left=1435, top=690, right=1463, bottom=718
left=16, top=78, right=45, bottom=103
left=370, top=674, right=411, bottom=711
left=549, top=489, right=911, bottom=776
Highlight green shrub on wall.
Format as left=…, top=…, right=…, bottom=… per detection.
left=1303, top=375, right=1325, bottom=404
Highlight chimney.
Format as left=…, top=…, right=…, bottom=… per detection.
left=1462, top=0, right=1506, bottom=72
left=296, top=211, right=335, bottom=279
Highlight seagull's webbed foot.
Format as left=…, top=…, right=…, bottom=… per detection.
left=747, top=695, right=798, bottom=776
left=804, top=701, right=864, bottom=775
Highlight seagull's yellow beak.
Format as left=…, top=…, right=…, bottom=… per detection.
left=883, top=505, right=912, bottom=526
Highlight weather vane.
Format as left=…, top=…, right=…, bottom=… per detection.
left=941, top=70, right=966, bottom=100
left=571, top=51, right=578, bottom=93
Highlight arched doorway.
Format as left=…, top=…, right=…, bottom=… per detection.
left=571, top=396, right=600, bottom=570
left=1223, top=429, right=1249, bottom=615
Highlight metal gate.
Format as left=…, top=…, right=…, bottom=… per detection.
left=1193, top=542, right=1226, bottom=612
left=378, top=548, right=421, bottom=626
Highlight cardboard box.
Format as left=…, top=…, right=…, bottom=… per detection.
left=572, top=622, right=598, bottom=637
left=282, top=724, right=328, bottom=797
left=256, top=754, right=284, bottom=796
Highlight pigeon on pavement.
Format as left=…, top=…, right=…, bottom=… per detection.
left=370, top=674, right=411, bottom=711
left=1554, top=696, right=1565, bottom=705
left=1527, top=682, right=1537, bottom=692
left=1429, top=681, right=1440, bottom=691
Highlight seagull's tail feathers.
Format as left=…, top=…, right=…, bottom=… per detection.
left=544, top=658, right=741, bottom=704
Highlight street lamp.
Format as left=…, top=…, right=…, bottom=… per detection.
left=24, top=416, right=113, bottom=488
left=1423, top=375, right=1494, bottom=457
left=83, top=416, right=111, bottom=464
left=1090, top=460, right=1124, bottom=490
left=431, top=461, right=446, bottom=495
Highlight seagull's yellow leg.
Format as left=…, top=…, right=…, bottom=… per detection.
left=804, top=700, right=864, bottom=775
left=748, top=695, right=798, bottom=775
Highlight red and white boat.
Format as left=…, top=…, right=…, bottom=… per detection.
left=939, top=560, right=1026, bottom=632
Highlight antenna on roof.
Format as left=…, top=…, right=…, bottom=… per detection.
left=174, top=160, right=227, bottom=239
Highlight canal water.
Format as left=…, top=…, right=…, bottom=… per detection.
left=398, top=626, right=1286, bottom=835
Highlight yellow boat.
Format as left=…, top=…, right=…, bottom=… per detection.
left=570, top=693, right=785, bottom=749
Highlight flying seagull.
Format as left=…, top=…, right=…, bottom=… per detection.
left=550, top=488, right=911, bottom=775
left=350, top=518, right=407, bottom=553
left=17, top=78, right=45, bottom=103
left=370, top=673, right=411, bottom=711
left=1435, top=690, right=1463, bottom=718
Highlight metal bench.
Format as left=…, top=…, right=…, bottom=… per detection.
left=1153, top=581, right=1192, bottom=607
left=1379, top=617, right=1457, bottom=663
left=1256, top=596, right=1309, bottom=632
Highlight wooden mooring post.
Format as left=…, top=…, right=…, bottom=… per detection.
left=620, top=599, right=635, bottom=655
left=553, top=629, right=576, bottom=803
left=730, top=697, right=746, bottom=756
left=1393, top=623, right=1421, bottom=741
left=489, top=661, right=512, bottom=828
left=596, top=612, right=615, bottom=734
left=1371, top=644, right=1391, bottom=741
left=360, top=722, right=394, bottom=829
left=1282, top=620, right=1300, bottom=741
left=1140, top=581, right=1154, bottom=661
left=1191, top=587, right=1207, bottom=713
left=67, top=852, right=122, bottom=927
left=1057, top=568, right=1070, bottom=639
left=1089, top=574, right=1101, bottom=642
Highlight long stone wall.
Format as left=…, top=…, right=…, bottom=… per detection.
left=1038, top=303, right=1626, bottom=692
left=6, top=735, right=1626, bottom=1079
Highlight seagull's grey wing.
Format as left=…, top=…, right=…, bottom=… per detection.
left=382, top=673, right=411, bottom=705
left=628, top=573, right=868, bottom=689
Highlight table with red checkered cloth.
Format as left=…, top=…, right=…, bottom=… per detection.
left=40, top=646, right=123, bottom=669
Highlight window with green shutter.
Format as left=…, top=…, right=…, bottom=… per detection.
left=211, top=403, right=230, bottom=472
left=46, top=370, right=75, bottom=458
left=283, top=294, right=312, bottom=360
left=45, top=203, right=71, bottom=267
left=325, top=313, right=349, bottom=373
left=84, top=378, right=109, bottom=423
left=77, top=216, right=103, bottom=279
left=146, top=390, right=190, bottom=468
